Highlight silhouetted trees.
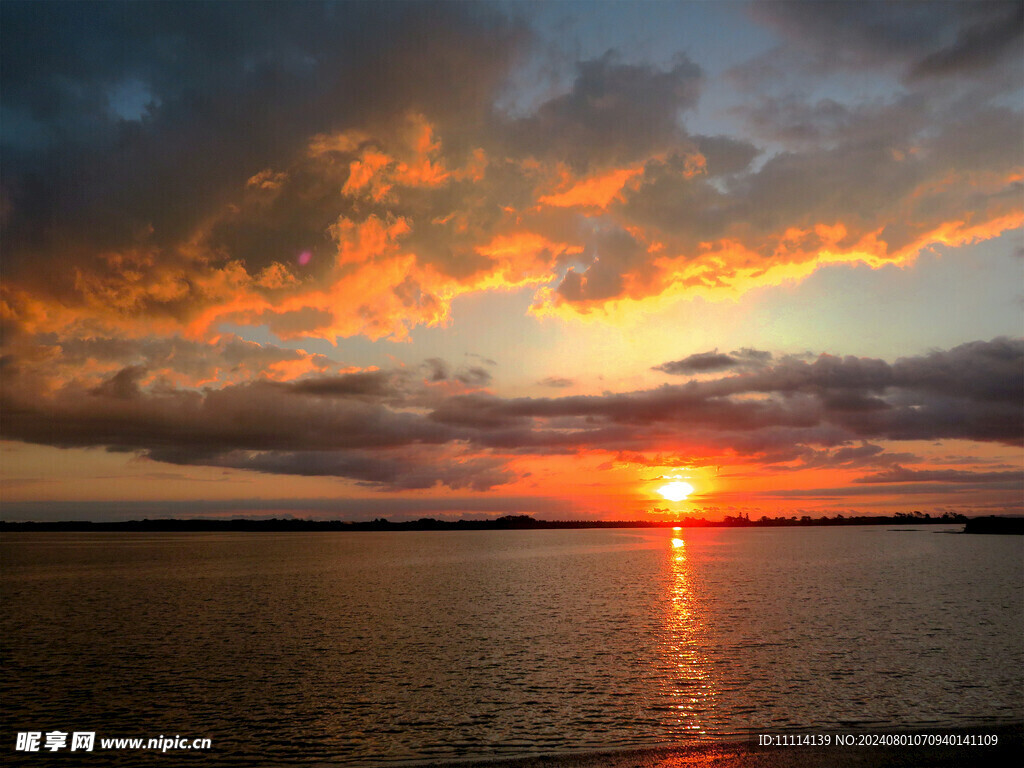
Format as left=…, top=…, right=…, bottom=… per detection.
left=0, top=510, right=975, bottom=532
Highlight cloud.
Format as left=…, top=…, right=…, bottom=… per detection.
left=0, top=366, right=501, bottom=490
left=90, top=365, right=146, bottom=400
left=909, top=6, right=1024, bottom=81
left=748, top=0, right=1023, bottom=83
left=0, top=333, right=333, bottom=389
left=286, top=371, right=402, bottom=399
left=503, top=51, right=703, bottom=170
left=2, top=2, right=1020, bottom=343
left=430, top=338, right=1024, bottom=450
left=457, top=366, right=494, bottom=387
left=421, top=358, right=493, bottom=388
left=553, top=226, right=657, bottom=303
left=154, top=447, right=514, bottom=492
left=654, top=351, right=740, bottom=375
left=1, top=2, right=530, bottom=341
left=1, top=1, right=525, bottom=263
left=794, top=442, right=921, bottom=470
left=3, top=338, right=1018, bottom=491
left=890, top=337, right=1022, bottom=401
left=423, top=358, right=452, bottom=383
left=854, top=466, right=1023, bottom=485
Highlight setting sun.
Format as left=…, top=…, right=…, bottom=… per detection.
left=657, top=481, right=695, bottom=502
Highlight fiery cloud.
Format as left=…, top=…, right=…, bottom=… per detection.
left=4, top=4, right=1021, bottom=343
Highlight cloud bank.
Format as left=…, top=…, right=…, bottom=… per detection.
left=3, top=339, right=1019, bottom=491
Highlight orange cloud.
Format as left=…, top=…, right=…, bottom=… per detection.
left=539, top=164, right=644, bottom=209
left=474, top=232, right=578, bottom=288
left=530, top=206, right=1023, bottom=323
left=393, top=114, right=450, bottom=187
left=891, top=211, right=1024, bottom=261
left=4, top=107, right=1021, bottom=351
left=341, top=149, right=393, bottom=197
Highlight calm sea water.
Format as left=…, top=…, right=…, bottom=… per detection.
left=2, top=526, right=1021, bottom=765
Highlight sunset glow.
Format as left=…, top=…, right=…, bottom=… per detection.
left=658, top=482, right=696, bottom=503
left=1, top=1, right=1021, bottom=523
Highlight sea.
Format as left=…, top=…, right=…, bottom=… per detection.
left=1, top=525, right=1021, bottom=765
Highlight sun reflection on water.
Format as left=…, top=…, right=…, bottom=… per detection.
left=662, top=533, right=716, bottom=738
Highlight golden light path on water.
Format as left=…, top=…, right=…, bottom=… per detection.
left=664, top=530, right=717, bottom=738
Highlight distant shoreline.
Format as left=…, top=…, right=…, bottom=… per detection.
left=4, top=512, right=1020, bottom=533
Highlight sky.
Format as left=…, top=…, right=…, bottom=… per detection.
left=1, top=0, right=1022, bottom=522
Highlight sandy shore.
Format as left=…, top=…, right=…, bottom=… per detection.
left=433, top=724, right=1022, bottom=768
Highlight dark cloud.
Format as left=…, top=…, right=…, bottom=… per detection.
left=797, top=442, right=920, bottom=470
left=854, top=466, right=1024, bottom=485
left=891, top=336, right=1022, bottom=402
left=908, top=2, right=1023, bottom=81
left=749, top=0, right=1023, bottom=83
left=431, top=338, right=1023, bottom=449
left=1, top=339, right=1019, bottom=490
left=730, top=481, right=1020, bottom=499
left=555, top=226, right=654, bottom=303
left=654, top=351, right=738, bottom=375
left=423, top=358, right=451, bottom=383
left=736, top=94, right=934, bottom=150
left=286, top=371, right=403, bottom=399
left=421, top=358, right=492, bottom=387
left=697, top=2, right=1023, bottom=287
left=0, top=365, right=502, bottom=490
left=3, top=373, right=455, bottom=453
left=90, top=365, right=146, bottom=400
left=608, top=153, right=730, bottom=248
left=732, top=348, right=774, bottom=367
left=504, top=52, right=702, bottom=170
left=1, top=1, right=526, bottom=277
left=724, top=106, right=1019, bottom=252
left=606, top=90, right=1021, bottom=288
left=643, top=98, right=1011, bottom=262
left=457, top=366, right=493, bottom=387
left=46, top=334, right=330, bottom=383
left=692, top=135, right=761, bottom=177
left=155, top=448, right=514, bottom=492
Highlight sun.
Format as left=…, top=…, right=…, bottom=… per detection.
left=657, top=480, right=695, bottom=502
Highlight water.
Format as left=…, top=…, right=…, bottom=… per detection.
left=1, top=526, right=1021, bottom=765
